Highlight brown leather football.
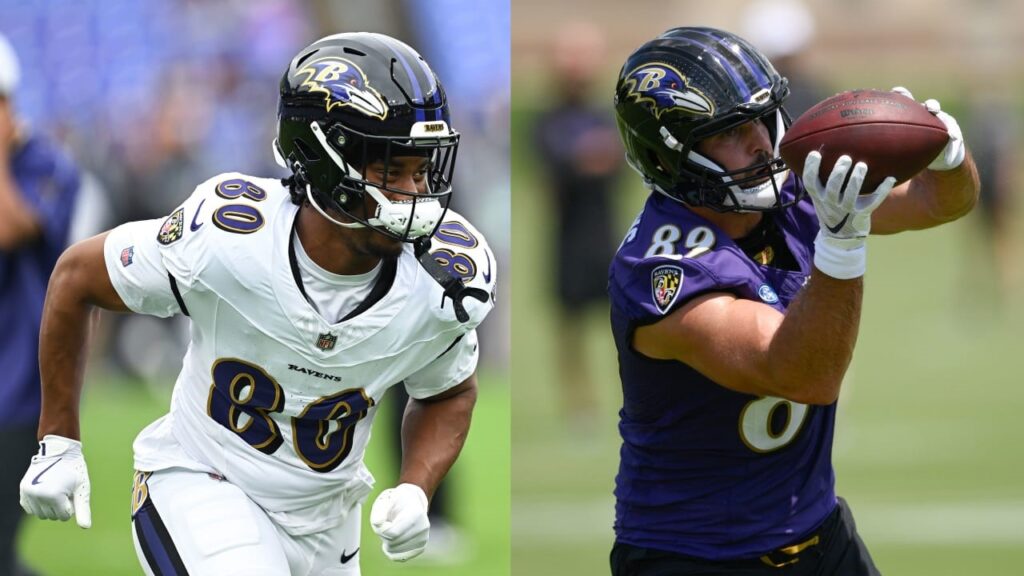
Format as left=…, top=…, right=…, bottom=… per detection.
left=779, top=89, right=948, bottom=192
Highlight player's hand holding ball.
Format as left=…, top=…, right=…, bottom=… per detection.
left=371, top=482, right=430, bottom=561
left=804, top=152, right=894, bottom=279
left=890, top=86, right=966, bottom=171
left=19, top=435, right=92, bottom=528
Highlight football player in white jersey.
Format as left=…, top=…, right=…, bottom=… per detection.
left=18, top=33, right=496, bottom=575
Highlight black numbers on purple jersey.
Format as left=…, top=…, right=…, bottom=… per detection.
left=212, top=178, right=266, bottom=235
left=206, top=358, right=372, bottom=473
left=292, top=389, right=374, bottom=473
left=430, top=220, right=480, bottom=281
left=207, top=359, right=285, bottom=455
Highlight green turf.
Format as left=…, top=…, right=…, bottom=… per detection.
left=510, top=98, right=1024, bottom=576
left=20, top=371, right=509, bottom=575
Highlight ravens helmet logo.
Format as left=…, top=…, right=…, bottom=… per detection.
left=622, top=63, right=715, bottom=120
left=295, top=57, right=389, bottom=119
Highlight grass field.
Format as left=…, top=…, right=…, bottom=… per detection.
left=510, top=100, right=1024, bottom=576
left=20, top=370, right=509, bottom=576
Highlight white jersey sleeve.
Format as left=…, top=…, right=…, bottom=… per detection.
left=102, top=172, right=252, bottom=317
left=403, top=329, right=479, bottom=399
left=103, top=219, right=183, bottom=318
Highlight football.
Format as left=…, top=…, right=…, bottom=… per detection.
left=779, top=89, right=949, bottom=192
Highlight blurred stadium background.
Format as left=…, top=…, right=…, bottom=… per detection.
left=1, top=0, right=509, bottom=574
left=512, top=1, right=1024, bottom=575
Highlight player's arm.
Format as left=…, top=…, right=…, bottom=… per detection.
left=18, top=231, right=128, bottom=529
left=371, top=324, right=484, bottom=562
left=37, top=232, right=129, bottom=440
left=397, top=373, right=477, bottom=498
left=635, top=272, right=859, bottom=405
left=638, top=153, right=894, bottom=406
left=871, top=89, right=980, bottom=234
left=871, top=153, right=978, bottom=234
left=370, top=374, right=477, bottom=562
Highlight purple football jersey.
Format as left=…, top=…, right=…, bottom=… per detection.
left=609, top=175, right=839, bottom=560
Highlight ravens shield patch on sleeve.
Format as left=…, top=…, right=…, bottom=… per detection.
left=651, top=265, right=683, bottom=314
left=157, top=208, right=185, bottom=245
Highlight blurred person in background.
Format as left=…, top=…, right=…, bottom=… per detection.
left=533, top=21, right=625, bottom=431
left=0, top=33, right=80, bottom=576
left=740, top=0, right=828, bottom=119
left=965, top=92, right=1020, bottom=305
left=18, top=32, right=496, bottom=575
left=609, top=27, right=977, bottom=575
left=1, top=0, right=309, bottom=387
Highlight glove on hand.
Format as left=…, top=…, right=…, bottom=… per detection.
left=370, top=483, right=430, bottom=562
left=891, top=86, right=966, bottom=171
left=803, top=151, right=894, bottom=279
left=19, top=435, right=92, bottom=528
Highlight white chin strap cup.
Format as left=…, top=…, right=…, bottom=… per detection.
left=304, top=183, right=441, bottom=239
left=364, top=185, right=443, bottom=239
left=305, top=121, right=443, bottom=239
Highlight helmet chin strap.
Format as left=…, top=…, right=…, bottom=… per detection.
left=307, top=121, right=442, bottom=239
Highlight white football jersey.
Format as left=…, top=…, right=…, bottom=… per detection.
left=103, top=172, right=495, bottom=532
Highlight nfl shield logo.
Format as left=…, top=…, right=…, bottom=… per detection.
left=316, top=332, right=337, bottom=351
left=120, top=246, right=134, bottom=267
left=651, top=265, right=683, bottom=314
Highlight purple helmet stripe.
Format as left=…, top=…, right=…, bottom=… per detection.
left=672, top=35, right=752, bottom=101
left=380, top=36, right=427, bottom=123
left=412, top=53, right=443, bottom=121
left=691, top=28, right=772, bottom=90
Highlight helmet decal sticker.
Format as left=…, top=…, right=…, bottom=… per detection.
left=296, top=56, right=389, bottom=119
left=622, top=63, right=715, bottom=120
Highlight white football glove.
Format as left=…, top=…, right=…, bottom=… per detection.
left=891, top=86, right=966, bottom=171
left=370, top=483, right=430, bottom=562
left=19, top=435, right=92, bottom=529
left=803, top=152, right=895, bottom=279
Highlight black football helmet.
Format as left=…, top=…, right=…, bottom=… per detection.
left=276, top=33, right=459, bottom=241
left=614, top=27, right=799, bottom=212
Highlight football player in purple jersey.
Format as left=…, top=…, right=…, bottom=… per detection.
left=609, top=27, right=978, bottom=575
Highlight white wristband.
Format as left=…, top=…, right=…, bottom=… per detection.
left=813, top=232, right=866, bottom=279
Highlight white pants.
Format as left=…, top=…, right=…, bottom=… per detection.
left=131, top=469, right=362, bottom=576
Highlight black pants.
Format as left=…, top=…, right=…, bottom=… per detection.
left=611, top=498, right=880, bottom=576
left=0, top=424, right=41, bottom=576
